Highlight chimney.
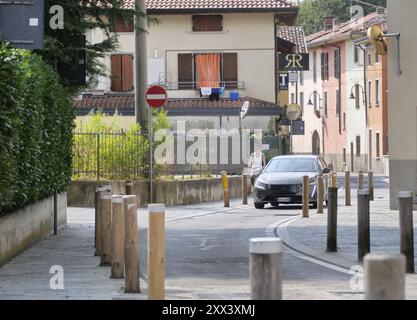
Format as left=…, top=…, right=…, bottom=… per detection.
left=323, top=16, right=334, bottom=31
left=333, top=17, right=340, bottom=31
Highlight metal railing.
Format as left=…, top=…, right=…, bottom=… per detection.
left=156, top=81, right=246, bottom=91
left=72, top=131, right=148, bottom=181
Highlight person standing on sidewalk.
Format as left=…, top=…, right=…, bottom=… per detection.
left=248, top=146, right=267, bottom=186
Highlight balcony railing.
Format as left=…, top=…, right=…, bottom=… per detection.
left=155, top=81, right=246, bottom=91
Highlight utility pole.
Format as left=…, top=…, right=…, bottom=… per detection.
left=135, top=0, right=148, bottom=131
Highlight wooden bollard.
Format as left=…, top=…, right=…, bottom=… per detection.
left=123, top=195, right=140, bottom=293
left=359, top=171, right=364, bottom=190
left=250, top=238, right=283, bottom=300
left=111, top=195, right=125, bottom=279
left=327, top=187, right=338, bottom=252
left=368, top=171, right=374, bottom=201
left=100, top=191, right=112, bottom=266
left=302, top=176, right=309, bottom=218
left=364, top=254, right=406, bottom=300
left=125, top=181, right=133, bottom=195
left=399, top=191, right=415, bottom=273
left=242, top=174, right=248, bottom=205
left=331, top=173, right=338, bottom=188
left=345, top=171, right=351, bottom=206
left=221, top=171, right=230, bottom=208
left=317, top=174, right=324, bottom=214
left=148, top=204, right=166, bottom=300
left=95, top=187, right=105, bottom=256
left=358, top=190, right=371, bottom=262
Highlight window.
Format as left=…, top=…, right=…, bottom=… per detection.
left=313, top=92, right=317, bottom=111
left=343, top=112, right=346, bottom=130
left=300, top=92, right=304, bottom=112
left=368, top=81, right=372, bottom=106
left=313, top=51, right=317, bottom=83
left=192, top=15, right=223, bottom=32
left=368, top=53, right=372, bottom=65
left=355, top=84, right=360, bottom=109
left=375, top=80, right=380, bottom=106
left=336, top=89, right=340, bottom=116
left=177, top=52, right=238, bottom=90
left=334, top=48, right=340, bottom=79
left=291, top=93, right=295, bottom=104
left=113, top=14, right=134, bottom=33
left=321, top=52, right=329, bottom=81
left=354, top=46, right=359, bottom=63
left=376, top=132, right=381, bottom=159
left=343, top=147, right=347, bottom=163
left=111, top=54, right=134, bottom=92
left=356, top=136, right=361, bottom=157
left=375, top=52, right=379, bottom=63
left=324, top=92, right=328, bottom=116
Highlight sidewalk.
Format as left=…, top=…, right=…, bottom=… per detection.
left=0, top=199, right=246, bottom=300
left=276, top=187, right=417, bottom=299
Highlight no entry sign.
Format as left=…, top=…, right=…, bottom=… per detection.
left=146, top=85, right=167, bottom=108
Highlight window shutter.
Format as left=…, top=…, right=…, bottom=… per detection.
left=207, top=15, right=223, bottom=31
left=111, top=55, right=122, bottom=92
left=223, top=53, right=238, bottom=89
left=122, top=54, right=134, bottom=92
left=192, top=15, right=222, bottom=32
left=114, top=14, right=134, bottom=33
left=321, top=53, right=325, bottom=81
left=178, top=53, right=193, bottom=89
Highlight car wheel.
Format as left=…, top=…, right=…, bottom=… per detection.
left=270, top=202, right=280, bottom=207
left=255, top=203, right=265, bottom=210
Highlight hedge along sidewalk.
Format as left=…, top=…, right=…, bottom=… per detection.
left=0, top=44, right=74, bottom=215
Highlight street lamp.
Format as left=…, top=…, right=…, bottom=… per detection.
left=307, top=91, right=325, bottom=157
left=349, top=84, right=366, bottom=106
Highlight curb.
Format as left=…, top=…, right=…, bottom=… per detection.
left=274, top=215, right=359, bottom=270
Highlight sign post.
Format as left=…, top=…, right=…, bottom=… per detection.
left=146, top=85, right=168, bottom=203
left=286, top=104, right=302, bottom=154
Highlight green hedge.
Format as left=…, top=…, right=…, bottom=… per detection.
left=0, top=43, right=75, bottom=215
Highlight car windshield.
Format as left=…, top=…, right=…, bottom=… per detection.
left=265, top=158, right=317, bottom=173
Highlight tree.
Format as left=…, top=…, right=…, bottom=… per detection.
left=297, top=0, right=386, bottom=35
left=36, top=0, right=135, bottom=88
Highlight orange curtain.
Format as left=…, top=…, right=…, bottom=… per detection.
left=195, top=53, right=221, bottom=88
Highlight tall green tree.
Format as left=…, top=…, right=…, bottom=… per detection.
left=36, top=0, right=134, bottom=88
left=297, top=0, right=386, bottom=35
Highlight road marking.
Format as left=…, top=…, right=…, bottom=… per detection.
left=265, top=218, right=363, bottom=277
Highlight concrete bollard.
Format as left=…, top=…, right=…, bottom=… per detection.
left=368, top=171, right=374, bottom=201
left=95, top=187, right=105, bottom=256
left=125, top=181, right=133, bottom=195
left=327, top=187, right=338, bottom=252
left=359, top=171, right=364, bottom=190
left=242, top=174, right=248, bottom=205
left=302, top=176, right=309, bottom=218
left=148, top=204, right=166, bottom=300
left=399, top=191, right=415, bottom=274
left=221, top=171, right=230, bottom=208
left=111, top=195, right=125, bottom=279
left=317, top=174, right=324, bottom=214
left=345, top=171, right=351, bottom=206
left=358, top=190, right=371, bottom=262
left=364, top=254, right=406, bottom=300
left=100, top=191, right=112, bottom=266
left=250, top=238, right=283, bottom=300
left=123, top=195, right=140, bottom=293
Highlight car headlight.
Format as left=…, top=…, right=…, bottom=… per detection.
left=255, top=181, right=268, bottom=190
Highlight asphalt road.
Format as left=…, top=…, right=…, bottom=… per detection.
left=139, top=202, right=371, bottom=300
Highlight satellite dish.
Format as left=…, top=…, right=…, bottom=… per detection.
left=240, top=101, right=250, bottom=120
left=367, top=25, right=388, bottom=56
left=286, top=104, right=302, bottom=121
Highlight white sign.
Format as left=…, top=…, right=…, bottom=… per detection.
left=29, top=18, right=39, bottom=27
left=262, top=144, right=270, bottom=151
left=289, top=72, right=298, bottom=83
